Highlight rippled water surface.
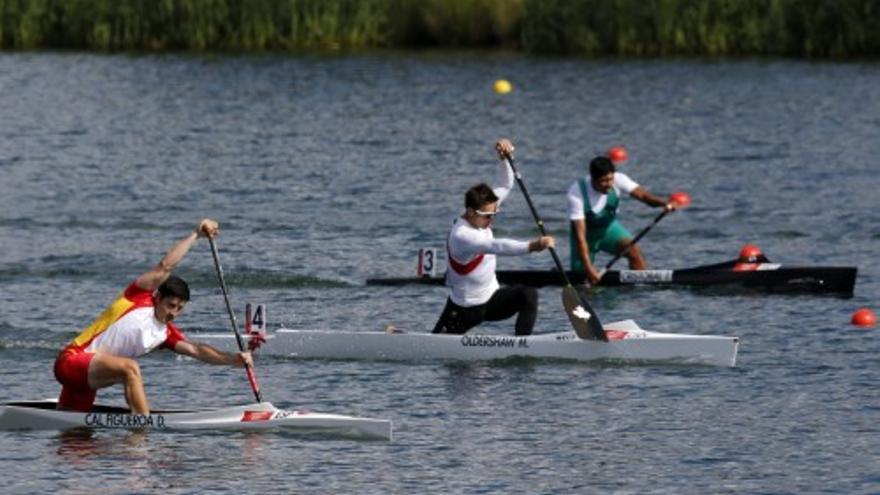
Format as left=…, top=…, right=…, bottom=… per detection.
left=1, top=52, right=878, bottom=494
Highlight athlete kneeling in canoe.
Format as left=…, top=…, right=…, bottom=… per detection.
left=433, top=139, right=554, bottom=336
left=568, top=149, right=677, bottom=285
left=53, top=219, right=253, bottom=414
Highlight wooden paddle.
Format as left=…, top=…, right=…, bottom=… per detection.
left=503, top=154, right=607, bottom=341
left=208, top=236, right=264, bottom=403
left=596, top=191, right=691, bottom=281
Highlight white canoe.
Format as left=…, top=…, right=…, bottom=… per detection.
left=0, top=400, right=392, bottom=440
left=195, top=320, right=739, bottom=367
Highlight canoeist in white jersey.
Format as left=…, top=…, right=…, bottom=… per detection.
left=432, top=139, right=555, bottom=336
left=53, top=219, right=253, bottom=414
left=567, top=148, right=677, bottom=285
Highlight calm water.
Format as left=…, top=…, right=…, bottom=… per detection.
left=1, top=51, right=878, bottom=494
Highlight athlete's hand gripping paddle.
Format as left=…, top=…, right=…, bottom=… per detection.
left=595, top=191, right=691, bottom=283
left=502, top=153, right=607, bottom=341
left=208, top=236, right=264, bottom=403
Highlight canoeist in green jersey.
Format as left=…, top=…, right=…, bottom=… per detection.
left=566, top=149, right=677, bottom=285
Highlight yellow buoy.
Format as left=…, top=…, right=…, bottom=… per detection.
left=493, top=79, right=512, bottom=94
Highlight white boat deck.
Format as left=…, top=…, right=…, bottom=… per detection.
left=0, top=400, right=392, bottom=439
left=193, top=320, right=739, bottom=367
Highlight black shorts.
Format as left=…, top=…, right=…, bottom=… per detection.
left=432, top=284, right=538, bottom=336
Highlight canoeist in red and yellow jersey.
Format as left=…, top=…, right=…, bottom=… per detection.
left=432, top=139, right=554, bottom=336
left=53, top=219, right=253, bottom=414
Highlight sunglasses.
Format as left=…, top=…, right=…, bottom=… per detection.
left=474, top=209, right=498, bottom=217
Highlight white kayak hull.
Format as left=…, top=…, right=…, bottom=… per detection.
left=196, top=320, right=738, bottom=367
left=0, top=400, right=392, bottom=440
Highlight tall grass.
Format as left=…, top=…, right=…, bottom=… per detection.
left=1, top=0, right=879, bottom=56
left=520, top=0, right=880, bottom=57
left=385, top=0, right=523, bottom=47
left=0, top=0, right=389, bottom=50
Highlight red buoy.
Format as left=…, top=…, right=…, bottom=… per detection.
left=607, top=146, right=628, bottom=165
left=851, top=308, right=877, bottom=327
left=668, top=191, right=692, bottom=208
left=739, top=244, right=763, bottom=262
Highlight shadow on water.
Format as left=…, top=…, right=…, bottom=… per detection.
left=48, top=429, right=292, bottom=493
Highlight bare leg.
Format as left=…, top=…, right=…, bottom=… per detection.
left=620, top=239, right=648, bottom=270
left=88, top=353, right=150, bottom=414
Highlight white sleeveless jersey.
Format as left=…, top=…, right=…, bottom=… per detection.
left=62, top=282, right=187, bottom=359
left=85, top=306, right=171, bottom=357
left=567, top=172, right=639, bottom=220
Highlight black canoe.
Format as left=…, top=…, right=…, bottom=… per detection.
left=366, top=258, right=857, bottom=295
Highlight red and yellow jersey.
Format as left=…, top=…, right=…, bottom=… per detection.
left=61, top=281, right=187, bottom=358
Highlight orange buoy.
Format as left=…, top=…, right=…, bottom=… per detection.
left=607, top=146, right=628, bottom=165
left=734, top=243, right=765, bottom=270
left=669, top=191, right=692, bottom=208
left=739, top=244, right=763, bottom=263
left=851, top=308, right=877, bottom=327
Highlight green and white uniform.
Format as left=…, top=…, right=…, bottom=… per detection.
left=566, top=172, right=639, bottom=272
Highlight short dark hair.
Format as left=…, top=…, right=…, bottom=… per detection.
left=157, top=275, right=190, bottom=301
left=465, top=183, right=499, bottom=210
left=589, top=156, right=615, bottom=180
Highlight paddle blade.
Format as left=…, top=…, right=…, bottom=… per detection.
left=561, top=286, right=607, bottom=341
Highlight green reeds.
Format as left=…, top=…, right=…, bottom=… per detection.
left=520, top=0, right=880, bottom=57
left=1, top=0, right=879, bottom=56
left=385, top=0, right=523, bottom=47
left=0, top=0, right=389, bottom=51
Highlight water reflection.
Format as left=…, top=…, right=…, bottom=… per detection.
left=52, top=429, right=273, bottom=494
left=443, top=360, right=537, bottom=405
left=55, top=428, right=150, bottom=463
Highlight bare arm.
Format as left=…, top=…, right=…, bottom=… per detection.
left=134, top=219, right=220, bottom=291
left=571, top=219, right=601, bottom=284
left=630, top=186, right=672, bottom=209
left=173, top=340, right=252, bottom=367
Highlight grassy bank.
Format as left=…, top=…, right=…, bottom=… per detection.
left=521, top=0, right=880, bottom=57
left=1, top=0, right=878, bottom=57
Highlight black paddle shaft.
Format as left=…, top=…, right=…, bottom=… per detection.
left=208, top=237, right=264, bottom=403
left=504, top=155, right=606, bottom=341
left=603, top=209, right=669, bottom=271
left=504, top=158, right=570, bottom=281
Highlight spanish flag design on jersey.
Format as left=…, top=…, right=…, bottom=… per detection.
left=61, top=281, right=187, bottom=358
